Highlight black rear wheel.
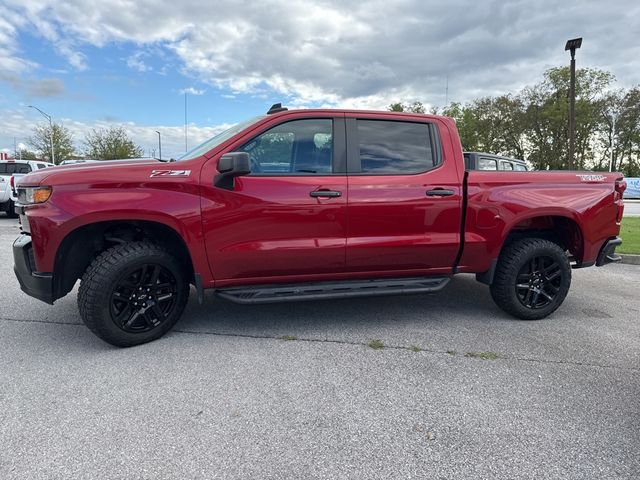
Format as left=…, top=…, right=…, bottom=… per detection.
left=6, top=200, right=18, bottom=218
left=490, top=238, right=571, bottom=320
left=78, top=242, right=189, bottom=347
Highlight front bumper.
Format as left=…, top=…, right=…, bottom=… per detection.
left=596, top=236, right=622, bottom=267
left=13, top=233, right=54, bottom=304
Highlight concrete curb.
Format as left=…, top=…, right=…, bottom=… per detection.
left=620, top=254, right=640, bottom=265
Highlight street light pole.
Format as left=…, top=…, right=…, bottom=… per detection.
left=609, top=119, right=615, bottom=172
left=155, top=130, right=162, bottom=161
left=565, top=37, right=582, bottom=170
left=28, top=105, right=55, bottom=164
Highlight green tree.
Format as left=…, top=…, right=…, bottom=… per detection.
left=28, top=123, right=75, bottom=164
left=448, top=95, right=528, bottom=159
left=441, top=102, right=479, bottom=151
left=601, top=87, right=640, bottom=176
left=389, top=67, right=626, bottom=171
left=387, top=101, right=426, bottom=113
left=15, top=149, right=39, bottom=160
left=84, top=126, right=144, bottom=160
left=522, top=67, right=613, bottom=170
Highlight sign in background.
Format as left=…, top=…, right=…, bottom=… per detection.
left=626, top=178, right=640, bottom=199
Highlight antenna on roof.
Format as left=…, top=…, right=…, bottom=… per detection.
left=267, top=103, right=288, bottom=114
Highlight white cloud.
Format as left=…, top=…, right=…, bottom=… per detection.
left=126, top=52, right=151, bottom=73
left=0, top=10, right=36, bottom=73
left=178, top=87, right=206, bottom=95
left=1, top=108, right=232, bottom=159
left=2, top=0, right=640, bottom=108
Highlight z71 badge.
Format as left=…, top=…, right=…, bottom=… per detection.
left=150, top=170, right=191, bottom=178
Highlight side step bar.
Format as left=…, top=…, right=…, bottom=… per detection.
left=216, top=276, right=451, bottom=304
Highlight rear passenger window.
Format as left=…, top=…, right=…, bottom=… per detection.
left=16, top=164, right=32, bottom=174
left=514, top=164, right=527, bottom=171
left=478, top=158, right=497, bottom=170
left=500, top=161, right=514, bottom=171
left=356, top=120, right=439, bottom=174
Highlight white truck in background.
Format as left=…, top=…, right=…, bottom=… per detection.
left=0, top=159, right=55, bottom=217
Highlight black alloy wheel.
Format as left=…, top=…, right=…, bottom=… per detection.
left=490, top=238, right=571, bottom=320
left=78, top=241, right=189, bottom=347
left=110, top=263, right=179, bottom=333
left=515, top=255, right=563, bottom=309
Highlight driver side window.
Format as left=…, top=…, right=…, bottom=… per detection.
left=238, top=119, right=333, bottom=174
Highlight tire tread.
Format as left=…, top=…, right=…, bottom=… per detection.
left=78, top=241, right=188, bottom=347
left=490, top=238, right=571, bottom=320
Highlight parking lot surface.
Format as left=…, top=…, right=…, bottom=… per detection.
left=1, top=215, right=639, bottom=479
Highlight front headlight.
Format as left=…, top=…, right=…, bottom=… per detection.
left=19, top=186, right=52, bottom=204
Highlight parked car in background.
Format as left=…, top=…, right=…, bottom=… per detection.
left=464, top=152, right=529, bottom=171
left=1, top=160, right=54, bottom=217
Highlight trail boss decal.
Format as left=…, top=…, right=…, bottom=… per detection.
left=576, top=174, right=606, bottom=182
left=150, top=170, right=191, bottom=178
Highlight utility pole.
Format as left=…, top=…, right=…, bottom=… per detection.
left=184, top=91, right=188, bottom=152
left=28, top=105, right=55, bottom=164
left=445, top=75, right=449, bottom=108
left=155, top=130, right=162, bottom=160
left=609, top=119, right=615, bottom=172
left=565, top=38, right=582, bottom=170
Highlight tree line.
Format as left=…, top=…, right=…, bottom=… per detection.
left=17, top=125, right=144, bottom=163
left=390, top=67, right=640, bottom=176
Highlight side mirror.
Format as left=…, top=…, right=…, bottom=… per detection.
left=214, top=152, right=251, bottom=189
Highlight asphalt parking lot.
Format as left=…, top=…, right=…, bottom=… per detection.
left=1, top=215, right=639, bottom=479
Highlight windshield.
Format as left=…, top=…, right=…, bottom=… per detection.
left=177, top=116, right=265, bottom=161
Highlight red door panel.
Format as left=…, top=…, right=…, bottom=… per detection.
left=347, top=175, right=462, bottom=272
left=345, top=116, right=463, bottom=275
left=200, top=176, right=347, bottom=283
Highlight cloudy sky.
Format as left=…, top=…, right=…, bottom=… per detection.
left=1, top=0, right=639, bottom=158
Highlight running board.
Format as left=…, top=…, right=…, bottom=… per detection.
left=216, top=276, right=451, bottom=304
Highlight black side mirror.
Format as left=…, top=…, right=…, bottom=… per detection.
left=214, top=152, right=251, bottom=189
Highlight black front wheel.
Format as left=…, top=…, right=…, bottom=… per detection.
left=78, top=242, right=189, bottom=347
left=490, top=238, right=571, bottom=320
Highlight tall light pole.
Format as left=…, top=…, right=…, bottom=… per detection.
left=184, top=91, right=188, bottom=152
left=28, top=105, right=55, bottom=164
left=155, top=130, right=162, bottom=161
left=565, top=37, right=582, bottom=170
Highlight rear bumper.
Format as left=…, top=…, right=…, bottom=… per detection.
left=596, top=236, right=622, bottom=267
left=13, top=233, right=54, bottom=304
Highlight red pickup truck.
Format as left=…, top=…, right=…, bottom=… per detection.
left=13, top=105, right=626, bottom=347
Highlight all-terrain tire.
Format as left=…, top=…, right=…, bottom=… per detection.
left=490, top=238, right=571, bottom=320
left=78, top=241, right=189, bottom=347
